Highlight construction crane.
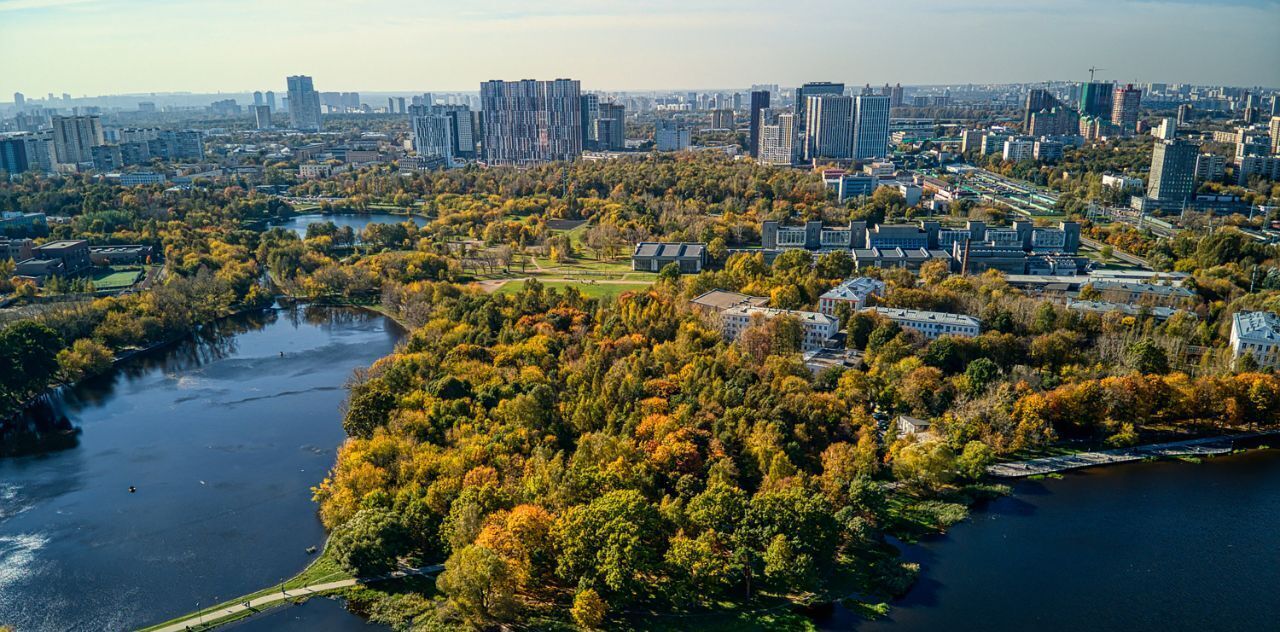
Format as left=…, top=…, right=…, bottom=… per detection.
left=1088, top=66, right=1106, bottom=82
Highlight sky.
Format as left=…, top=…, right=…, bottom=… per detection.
left=2, top=0, right=1278, bottom=97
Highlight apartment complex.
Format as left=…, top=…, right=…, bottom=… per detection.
left=480, top=78, right=582, bottom=165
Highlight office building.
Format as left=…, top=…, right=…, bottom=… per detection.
left=655, top=119, right=691, bottom=152
left=1079, top=81, right=1115, bottom=117
left=1230, top=311, right=1280, bottom=369
left=1146, top=139, right=1198, bottom=204
left=804, top=95, right=853, bottom=160
left=757, top=108, right=796, bottom=166
left=852, top=95, right=891, bottom=160
left=51, top=115, right=104, bottom=165
left=720, top=306, right=838, bottom=352
left=749, top=90, right=770, bottom=158
left=818, top=277, right=886, bottom=316
left=1110, top=84, right=1142, bottom=133
left=861, top=307, right=980, bottom=340
left=480, top=78, right=582, bottom=165
left=254, top=105, right=272, bottom=130
left=286, top=75, right=323, bottom=132
left=30, top=239, right=92, bottom=276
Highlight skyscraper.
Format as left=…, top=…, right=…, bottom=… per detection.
left=889, top=84, right=904, bottom=108
left=710, top=109, right=735, bottom=131
left=1111, top=84, right=1142, bottom=133
left=253, top=91, right=264, bottom=107
left=804, top=95, right=853, bottom=160
left=0, top=137, right=30, bottom=174
left=757, top=108, right=795, bottom=166
left=265, top=91, right=276, bottom=113
left=13, top=92, right=25, bottom=110
left=50, top=115, right=104, bottom=165
left=795, top=82, right=845, bottom=141
left=852, top=95, right=891, bottom=160
left=1269, top=117, right=1280, bottom=155
left=1147, top=139, right=1198, bottom=204
left=1024, top=88, right=1059, bottom=129
left=580, top=94, right=601, bottom=149
left=480, top=78, right=582, bottom=165
left=286, top=75, right=322, bottom=132
left=748, top=90, right=770, bottom=158
left=1079, top=81, right=1115, bottom=117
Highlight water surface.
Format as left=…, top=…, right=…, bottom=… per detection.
left=0, top=306, right=402, bottom=631
left=273, top=213, right=427, bottom=238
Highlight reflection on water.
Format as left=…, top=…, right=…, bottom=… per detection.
left=0, top=306, right=403, bottom=631
left=823, top=450, right=1280, bottom=631
left=272, top=213, right=428, bottom=239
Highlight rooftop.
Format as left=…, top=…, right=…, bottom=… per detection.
left=1090, top=280, right=1196, bottom=298
left=632, top=242, right=705, bottom=259
left=1066, top=300, right=1188, bottom=320
left=862, top=306, right=981, bottom=328
left=723, top=306, right=838, bottom=326
left=35, top=240, right=88, bottom=251
left=821, top=277, right=886, bottom=301
left=1233, top=311, right=1280, bottom=343
left=691, top=289, right=770, bottom=311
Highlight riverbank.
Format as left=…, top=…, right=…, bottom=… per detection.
left=987, top=431, right=1279, bottom=478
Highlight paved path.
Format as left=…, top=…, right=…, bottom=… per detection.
left=988, top=434, right=1270, bottom=478
left=144, top=564, right=442, bottom=632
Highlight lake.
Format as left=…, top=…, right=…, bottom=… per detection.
left=273, top=213, right=428, bottom=238
left=828, top=449, right=1280, bottom=631
left=0, top=306, right=402, bottom=631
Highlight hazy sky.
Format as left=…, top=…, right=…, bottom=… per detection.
left=2, top=0, right=1278, bottom=97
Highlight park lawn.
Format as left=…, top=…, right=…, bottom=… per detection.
left=92, top=267, right=143, bottom=290
left=497, top=279, right=652, bottom=300
left=532, top=256, right=635, bottom=274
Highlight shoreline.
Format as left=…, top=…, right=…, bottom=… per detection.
left=988, top=431, right=1279, bottom=478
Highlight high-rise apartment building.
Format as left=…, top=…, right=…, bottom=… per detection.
left=757, top=108, right=795, bottom=166
left=580, top=94, right=600, bottom=149
left=655, top=120, right=691, bottom=152
left=51, top=115, right=104, bottom=165
left=1270, top=117, right=1280, bottom=155
left=1147, top=139, right=1198, bottom=204
left=852, top=95, right=891, bottom=160
left=286, top=75, right=323, bottom=132
left=253, top=91, right=264, bottom=107
left=431, top=104, right=477, bottom=159
left=480, top=78, right=582, bottom=165
left=1111, top=84, right=1142, bottom=133
left=265, top=91, right=276, bottom=113
left=795, top=82, right=845, bottom=139
left=13, top=92, right=25, bottom=110
left=749, top=90, right=770, bottom=158
left=412, top=113, right=455, bottom=166
left=804, top=95, right=853, bottom=160
left=0, top=137, right=30, bottom=174
left=886, top=83, right=904, bottom=108
left=1024, top=88, right=1058, bottom=129
left=254, top=105, right=273, bottom=130
left=597, top=102, right=626, bottom=150
left=1079, top=81, right=1115, bottom=117
left=710, top=109, right=735, bottom=130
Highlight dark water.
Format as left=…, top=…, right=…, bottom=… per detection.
left=227, top=597, right=386, bottom=631
left=0, top=306, right=403, bottom=631
left=829, top=450, right=1280, bottom=631
left=273, top=213, right=428, bottom=238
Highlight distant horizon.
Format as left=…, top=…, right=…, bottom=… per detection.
left=3, top=0, right=1278, bottom=97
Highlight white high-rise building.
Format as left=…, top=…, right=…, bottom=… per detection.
left=254, top=105, right=273, bottom=130
left=805, top=95, right=853, bottom=160
left=757, top=108, right=795, bottom=166
left=655, top=119, right=691, bottom=152
left=480, top=78, right=582, bottom=165
left=286, top=75, right=322, bottom=132
left=852, top=95, right=891, bottom=160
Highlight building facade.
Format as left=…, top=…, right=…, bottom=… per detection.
left=1230, top=311, right=1280, bottom=369
left=862, top=307, right=980, bottom=340
left=51, top=115, right=104, bottom=165
left=286, top=75, right=323, bottom=132
left=480, top=78, right=582, bottom=165
left=853, top=95, right=891, bottom=160
left=720, top=306, right=838, bottom=352
left=818, top=277, right=886, bottom=316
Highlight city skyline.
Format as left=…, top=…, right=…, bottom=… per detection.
left=2, top=0, right=1279, bottom=97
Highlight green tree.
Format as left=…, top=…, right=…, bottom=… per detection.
left=329, top=508, right=409, bottom=576
left=553, top=490, right=667, bottom=602
left=438, top=544, right=517, bottom=625
left=342, top=376, right=396, bottom=438
left=963, top=358, right=1000, bottom=397
left=571, top=588, right=608, bottom=629
left=956, top=441, right=994, bottom=480
left=1124, top=339, right=1169, bottom=375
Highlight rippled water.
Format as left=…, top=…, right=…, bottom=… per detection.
left=0, top=306, right=403, bottom=631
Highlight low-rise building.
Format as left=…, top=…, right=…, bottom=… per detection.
left=1065, top=299, right=1189, bottom=322
left=631, top=242, right=706, bottom=273
left=1087, top=280, right=1197, bottom=307
left=862, top=307, right=981, bottom=340
left=720, top=306, right=838, bottom=351
left=89, top=244, right=153, bottom=265
left=818, top=277, right=886, bottom=316
left=690, top=289, right=770, bottom=314
left=896, top=414, right=933, bottom=437
left=1229, top=311, right=1280, bottom=369
left=30, top=239, right=91, bottom=276
left=0, top=237, right=34, bottom=262
left=851, top=246, right=952, bottom=271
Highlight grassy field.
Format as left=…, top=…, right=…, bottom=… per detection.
left=496, top=279, right=653, bottom=299
left=92, top=267, right=144, bottom=291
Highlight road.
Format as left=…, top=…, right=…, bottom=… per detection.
left=1079, top=236, right=1151, bottom=269
left=142, top=564, right=442, bottom=632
